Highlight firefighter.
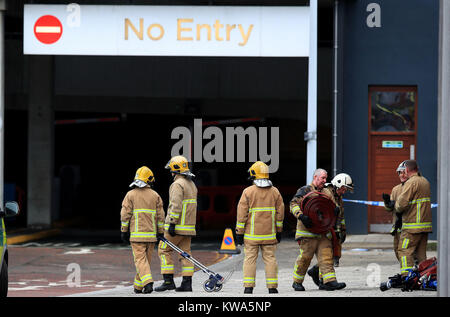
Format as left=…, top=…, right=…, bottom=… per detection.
left=120, top=166, right=165, bottom=294
left=307, top=173, right=354, bottom=285
left=290, top=168, right=346, bottom=291
left=155, top=155, right=198, bottom=292
left=235, top=161, right=285, bottom=294
left=327, top=173, right=353, bottom=267
left=382, top=161, right=408, bottom=261
left=391, top=160, right=432, bottom=279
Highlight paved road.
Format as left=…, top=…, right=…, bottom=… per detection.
left=7, top=240, right=228, bottom=297
left=68, top=239, right=438, bottom=298
left=7, top=233, right=438, bottom=298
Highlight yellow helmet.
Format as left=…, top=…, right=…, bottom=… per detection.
left=248, top=161, right=269, bottom=180
left=165, top=155, right=195, bottom=177
left=130, top=166, right=154, bottom=188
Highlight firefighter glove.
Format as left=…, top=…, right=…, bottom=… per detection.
left=121, top=232, right=130, bottom=244
left=276, top=233, right=282, bottom=243
left=236, top=234, right=244, bottom=246
left=382, top=193, right=395, bottom=209
left=157, top=232, right=164, bottom=242
left=339, top=231, right=346, bottom=243
left=168, top=223, right=176, bottom=237
left=298, top=214, right=313, bottom=228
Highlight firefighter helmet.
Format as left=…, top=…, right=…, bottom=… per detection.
left=331, top=173, right=354, bottom=192
left=396, top=160, right=407, bottom=173
left=248, top=161, right=269, bottom=180
left=165, top=155, right=195, bottom=177
left=130, top=166, right=154, bottom=188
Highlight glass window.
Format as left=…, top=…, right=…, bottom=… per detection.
left=370, top=89, right=416, bottom=132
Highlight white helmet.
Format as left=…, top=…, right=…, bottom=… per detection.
left=331, top=173, right=354, bottom=192
left=396, top=160, right=407, bottom=173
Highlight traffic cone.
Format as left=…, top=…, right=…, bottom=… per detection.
left=218, top=228, right=241, bottom=254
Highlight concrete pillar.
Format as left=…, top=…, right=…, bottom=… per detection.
left=0, top=0, right=5, bottom=208
left=27, top=55, right=54, bottom=228
left=437, top=0, right=450, bottom=297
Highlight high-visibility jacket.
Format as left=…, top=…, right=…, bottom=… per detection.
left=290, top=183, right=334, bottom=240
left=236, top=184, right=284, bottom=245
left=395, top=173, right=432, bottom=233
left=121, top=186, right=165, bottom=242
left=165, top=174, right=198, bottom=236
left=385, top=183, right=403, bottom=233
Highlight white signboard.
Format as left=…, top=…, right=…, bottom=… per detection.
left=24, top=4, right=310, bottom=57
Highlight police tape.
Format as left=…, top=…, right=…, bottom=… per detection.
left=342, top=199, right=438, bottom=208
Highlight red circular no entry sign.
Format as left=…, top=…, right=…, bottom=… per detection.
left=34, top=15, right=63, bottom=44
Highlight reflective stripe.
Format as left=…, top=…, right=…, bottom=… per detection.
left=402, top=222, right=432, bottom=230
left=249, top=207, right=276, bottom=212
left=130, top=232, right=156, bottom=238
left=121, top=221, right=129, bottom=228
left=276, top=221, right=283, bottom=228
left=293, top=249, right=304, bottom=281
left=248, top=206, right=276, bottom=239
left=244, top=233, right=276, bottom=241
left=401, top=238, right=409, bottom=249
left=236, top=222, right=245, bottom=229
left=322, top=272, right=336, bottom=282
left=164, top=224, right=196, bottom=232
left=408, top=197, right=430, bottom=225
left=266, top=278, right=278, bottom=284
left=140, top=274, right=152, bottom=282
left=182, top=266, right=194, bottom=273
left=132, top=209, right=157, bottom=235
left=134, top=279, right=143, bottom=287
left=401, top=256, right=413, bottom=273
left=244, top=277, right=255, bottom=283
left=157, top=222, right=164, bottom=228
left=181, top=199, right=197, bottom=226
left=133, top=209, right=156, bottom=213
left=169, top=213, right=180, bottom=219
left=291, top=205, right=300, bottom=214
left=296, top=230, right=320, bottom=238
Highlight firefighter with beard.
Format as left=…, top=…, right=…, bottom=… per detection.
left=290, top=168, right=346, bottom=291
left=235, top=161, right=285, bottom=294
left=120, top=166, right=165, bottom=294
left=155, top=156, right=198, bottom=292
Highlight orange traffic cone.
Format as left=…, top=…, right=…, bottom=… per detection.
left=218, top=228, right=241, bottom=254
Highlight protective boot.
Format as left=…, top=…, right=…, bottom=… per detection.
left=307, top=265, right=321, bottom=286
left=175, top=276, right=192, bottom=292
left=142, top=282, right=153, bottom=294
left=292, top=282, right=305, bottom=291
left=155, top=274, right=176, bottom=292
left=268, top=288, right=278, bottom=294
left=244, top=287, right=253, bottom=294
left=134, top=288, right=142, bottom=294
left=319, top=280, right=346, bottom=291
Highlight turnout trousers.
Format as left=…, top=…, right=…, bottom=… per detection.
left=397, top=231, right=428, bottom=276
left=243, top=243, right=278, bottom=289
left=293, top=236, right=336, bottom=284
left=131, top=242, right=156, bottom=290
left=158, top=233, right=194, bottom=277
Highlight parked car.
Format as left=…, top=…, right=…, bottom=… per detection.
left=0, top=201, right=20, bottom=297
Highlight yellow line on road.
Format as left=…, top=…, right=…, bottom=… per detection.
left=7, top=229, right=61, bottom=245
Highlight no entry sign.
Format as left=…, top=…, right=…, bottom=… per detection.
left=34, top=15, right=63, bottom=44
